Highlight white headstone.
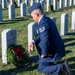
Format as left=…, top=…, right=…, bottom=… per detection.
left=0, top=5, right=3, bottom=21
left=8, top=4, right=15, bottom=19
left=65, top=0, right=68, bottom=7
left=25, top=0, right=28, bottom=5
left=49, top=0, right=52, bottom=5
left=53, top=0, right=57, bottom=10
left=20, top=3, right=26, bottom=17
left=47, top=0, right=50, bottom=11
left=28, top=22, right=37, bottom=44
left=30, top=0, right=35, bottom=6
left=30, top=1, right=34, bottom=6
left=74, top=0, right=75, bottom=5
left=10, top=0, right=13, bottom=4
left=60, top=13, right=68, bottom=35
left=37, top=0, right=40, bottom=2
left=31, top=0, right=34, bottom=3
left=0, top=0, right=2, bottom=3
left=59, top=0, right=63, bottom=9
left=2, top=0, right=7, bottom=9
left=40, top=0, right=44, bottom=12
left=1, top=29, right=17, bottom=64
left=72, top=10, right=75, bottom=30
left=17, top=0, right=22, bottom=7
left=69, top=0, right=73, bottom=6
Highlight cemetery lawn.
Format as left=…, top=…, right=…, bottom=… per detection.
left=0, top=6, right=75, bottom=75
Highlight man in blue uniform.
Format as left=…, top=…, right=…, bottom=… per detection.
left=28, top=2, right=72, bottom=75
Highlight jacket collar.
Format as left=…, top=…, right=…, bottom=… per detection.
left=38, top=15, right=46, bottom=25
left=38, top=15, right=44, bottom=24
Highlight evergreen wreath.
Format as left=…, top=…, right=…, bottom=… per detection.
left=7, top=44, right=29, bottom=68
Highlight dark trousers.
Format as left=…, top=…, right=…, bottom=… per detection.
left=35, top=44, right=61, bottom=75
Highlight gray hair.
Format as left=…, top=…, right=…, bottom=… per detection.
left=32, top=8, right=43, bottom=15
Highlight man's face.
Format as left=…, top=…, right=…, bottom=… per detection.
left=31, top=11, right=39, bottom=23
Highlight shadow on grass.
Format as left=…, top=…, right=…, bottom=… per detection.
left=0, top=55, right=38, bottom=75
left=29, top=55, right=38, bottom=63
left=44, top=6, right=75, bottom=14
left=0, top=64, right=38, bottom=75
left=0, top=15, right=31, bottom=25
left=63, top=32, right=75, bottom=42
left=0, top=68, right=18, bottom=75
left=67, top=57, right=75, bottom=74
left=0, top=55, right=75, bottom=75
left=63, top=37, right=75, bottom=43
left=44, top=11, right=55, bottom=15
left=65, top=42, right=75, bottom=47
left=62, top=32, right=75, bottom=47
left=65, top=50, right=72, bottom=54
left=67, top=32, right=75, bottom=36
left=54, top=5, right=75, bottom=12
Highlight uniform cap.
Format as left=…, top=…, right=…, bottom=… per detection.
left=28, top=2, right=42, bottom=14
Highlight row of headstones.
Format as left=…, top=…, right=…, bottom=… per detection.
left=28, top=10, right=75, bottom=44
left=1, top=0, right=75, bottom=10
left=0, top=0, right=75, bottom=21
left=47, top=0, right=75, bottom=11
left=53, top=0, right=75, bottom=10
left=1, top=10, right=75, bottom=64
left=0, top=0, right=45, bottom=20
left=0, top=0, right=43, bottom=9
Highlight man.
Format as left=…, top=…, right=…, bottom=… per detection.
left=28, top=2, right=72, bottom=75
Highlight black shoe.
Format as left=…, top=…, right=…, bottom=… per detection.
left=61, top=60, right=72, bottom=75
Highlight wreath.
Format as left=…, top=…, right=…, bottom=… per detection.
left=7, top=44, right=29, bottom=68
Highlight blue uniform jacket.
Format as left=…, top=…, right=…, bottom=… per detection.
left=34, top=15, right=65, bottom=70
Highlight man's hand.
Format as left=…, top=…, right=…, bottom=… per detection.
left=41, top=55, right=45, bottom=59
left=28, top=41, right=34, bottom=52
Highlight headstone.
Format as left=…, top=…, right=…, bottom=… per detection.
left=0, top=0, right=2, bottom=3
left=74, top=0, right=75, bottom=5
left=0, top=5, right=3, bottom=21
left=31, top=0, right=34, bottom=4
left=60, top=13, right=68, bottom=35
left=59, top=0, right=63, bottom=9
left=1, top=29, right=17, bottom=64
left=17, top=0, right=22, bottom=7
left=69, top=0, right=73, bottom=6
left=47, top=0, right=50, bottom=11
left=25, top=0, right=28, bottom=5
left=8, top=4, right=15, bottom=19
left=65, top=0, right=68, bottom=7
left=30, top=0, right=34, bottom=6
left=6, top=0, right=9, bottom=2
left=10, top=0, right=13, bottom=4
left=20, top=3, right=26, bottom=17
left=49, top=0, right=52, bottom=5
left=53, top=0, right=57, bottom=10
left=28, top=22, right=37, bottom=44
left=47, top=0, right=49, bottom=11
left=50, top=17, right=56, bottom=24
left=40, top=0, right=44, bottom=12
left=37, top=0, right=40, bottom=2
left=30, top=1, right=34, bottom=6
left=2, top=0, right=7, bottom=9
left=72, top=10, right=75, bottom=30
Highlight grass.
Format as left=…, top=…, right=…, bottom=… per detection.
left=0, top=1, right=75, bottom=75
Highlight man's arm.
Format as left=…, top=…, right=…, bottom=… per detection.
left=28, top=35, right=40, bottom=52
left=39, top=23, right=51, bottom=58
